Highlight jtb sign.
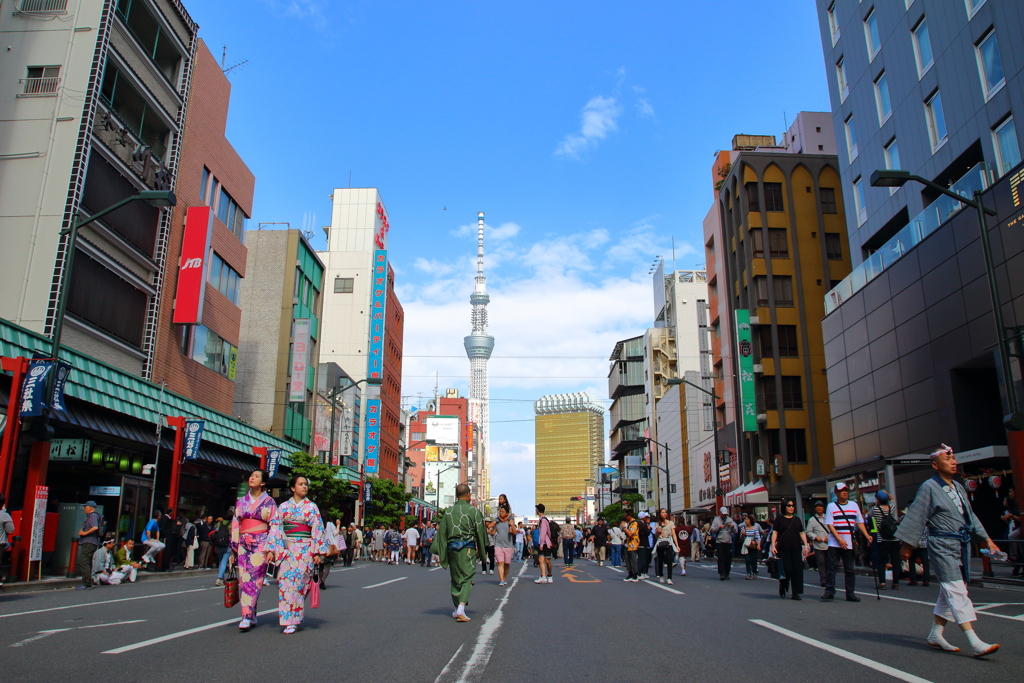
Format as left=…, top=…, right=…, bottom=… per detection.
left=173, top=207, right=213, bottom=324
left=366, top=250, right=388, bottom=379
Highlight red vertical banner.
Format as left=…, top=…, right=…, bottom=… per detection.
left=173, top=206, right=213, bottom=324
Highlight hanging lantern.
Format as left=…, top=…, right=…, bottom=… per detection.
left=965, top=478, right=979, bottom=501
left=91, top=444, right=104, bottom=466
left=988, top=475, right=1003, bottom=498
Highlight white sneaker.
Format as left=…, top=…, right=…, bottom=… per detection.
left=546, top=577, right=553, bottom=583
left=659, top=577, right=665, bottom=584
left=667, top=579, right=673, bottom=585
left=681, top=571, right=686, bottom=576
left=535, top=577, right=547, bottom=584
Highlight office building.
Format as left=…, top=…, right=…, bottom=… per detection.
left=407, top=393, right=474, bottom=507
left=535, top=393, right=604, bottom=520
left=317, top=189, right=405, bottom=482
left=233, top=229, right=325, bottom=450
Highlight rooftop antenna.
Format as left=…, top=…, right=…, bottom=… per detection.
left=220, top=45, right=249, bottom=76
left=348, top=171, right=352, bottom=189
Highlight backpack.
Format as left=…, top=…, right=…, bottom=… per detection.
left=547, top=519, right=560, bottom=546
left=877, top=507, right=899, bottom=540
left=211, top=524, right=231, bottom=548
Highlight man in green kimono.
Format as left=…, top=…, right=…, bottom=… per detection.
left=431, top=483, right=487, bottom=622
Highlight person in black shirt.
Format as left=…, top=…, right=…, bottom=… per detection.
left=771, top=498, right=810, bottom=600
left=637, top=511, right=653, bottom=579
left=592, top=518, right=609, bottom=566
left=158, top=509, right=177, bottom=572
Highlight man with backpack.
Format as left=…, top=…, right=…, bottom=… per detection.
left=534, top=503, right=556, bottom=583
left=870, top=490, right=902, bottom=590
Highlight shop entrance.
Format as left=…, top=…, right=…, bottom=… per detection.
left=116, top=476, right=154, bottom=543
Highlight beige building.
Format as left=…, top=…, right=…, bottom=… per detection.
left=534, top=393, right=604, bottom=521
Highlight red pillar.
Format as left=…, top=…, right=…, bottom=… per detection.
left=16, top=441, right=49, bottom=581
left=253, top=447, right=268, bottom=470
left=1008, top=431, right=1024, bottom=492
left=165, top=417, right=186, bottom=517
left=0, top=356, right=29, bottom=501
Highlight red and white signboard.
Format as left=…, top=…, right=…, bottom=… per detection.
left=172, top=206, right=213, bottom=324
left=374, top=201, right=390, bottom=249
left=29, top=486, right=48, bottom=562
left=289, top=318, right=312, bottom=403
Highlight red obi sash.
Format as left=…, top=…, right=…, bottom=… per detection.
left=239, top=519, right=269, bottom=534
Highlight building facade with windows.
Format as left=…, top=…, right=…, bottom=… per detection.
left=0, top=0, right=197, bottom=377
left=535, top=393, right=604, bottom=521
left=711, top=141, right=852, bottom=501
left=233, top=229, right=324, bottom=450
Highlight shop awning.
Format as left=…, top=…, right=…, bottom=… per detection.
left=724, top=480, right=769, bottom=506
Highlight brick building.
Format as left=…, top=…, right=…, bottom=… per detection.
left=378, top=264, right=405, bottom=481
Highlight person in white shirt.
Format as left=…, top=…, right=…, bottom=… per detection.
left=823, top=482, right=872, bottom=601
left=404, top=524, right=421, bottom=564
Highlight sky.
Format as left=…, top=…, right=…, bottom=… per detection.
left=190, top=0, right=832, bottom=511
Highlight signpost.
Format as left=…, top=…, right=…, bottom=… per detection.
left=29, top=486, right=48, bottom=566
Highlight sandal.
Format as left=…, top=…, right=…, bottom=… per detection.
left=283, top=626, right=297, bottom=634
left=456, top=614, right=471, bottom=622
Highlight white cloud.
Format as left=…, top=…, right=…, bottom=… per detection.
left=488, top=441, right=535, bottom=510
left=636, top=98, right=654, bottom=117
left=413, top=258, right=453, bottom=276
left=555, top=96, right=623, bottom=158
left=451, top=221, right=520, bottom=242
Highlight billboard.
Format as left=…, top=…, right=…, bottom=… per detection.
left=313, top=393, right=341, bottom=465
left=172, top=206, right=213, bottom=324
left=735, top=309, right=758, bottom=432
left=689, top=433, right=716, bottom=507
left=364, top=399, right=381, bottom=474
left=367, top=250, right=388, bottom=380
left=426, top=416, right=460, bottom=445
left=289, top=318, right=311, bottom=403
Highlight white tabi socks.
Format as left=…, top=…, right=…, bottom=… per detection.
left=963, top=628, right=999, bottom=658
left=927, top=623, right=959, bottom=652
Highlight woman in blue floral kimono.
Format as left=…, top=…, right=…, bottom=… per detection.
left=268, top=475, right=328, bottom=634
left=230, top=469, right=278, bottom=631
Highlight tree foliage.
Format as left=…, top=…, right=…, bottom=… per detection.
left=364, top=477, right=412, bottom=528
left=600, top=494, right=645, bottom=527
left=287, top=451, right=354, bottom=522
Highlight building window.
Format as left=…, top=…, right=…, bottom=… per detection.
left=864, top=9, right=880, bottom=60
left=787, top=429, right=808, bottom=462
left=208, top=252, right=242, bottom=304
left=825, top=233, right=843, bottom=260
left=925, top=90, right=948, bottom=151
left=750, top=229, right=764, bottom=258
left=781, top=376, right=803, bottom=409
left=883, top=138, right=901, bottom=195
left=993, top=116, right=1021, bottom=177
left=67, top=249, right=148, bottom=348
left=100, top=62, right=170, bottom=159
left=214, top=184, right=248, bottom=240
left=115, top=0, right=183, bottom=85
left=874, top=72, right=891, bottom=124
left=853, top=176, right=867, bottom=226
left=768, top=228, right=788, bottom=258
left=912, top=18, right=933, bottom=78
left=200, top=167, right=210, bottom=204
left=334, top=277, right=354, bottom=293
left=754, top=276, right=794, bottom=307
left=820, top=187, right=838, bottom=214
left=745, top=182, right=760, bottom=212
left=905, top=0, right=915, bottom=9
left=828, top=2, right=840, bottom=45
left=976, top=30, right=1005, bottom=100
left=20, top=65, right=60, bottom=96
left=966, top=0, right=986, bottom=18
left=182, top=323, right=237, bottom=380
left=759, top=325, right=799, bottom=358
left=764, top=183, right=784, bottom=212
left=844, top=115, right=858, bottom=161
left=836, top=56, right=849, bottom=102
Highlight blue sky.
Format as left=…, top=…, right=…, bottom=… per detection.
left=193, top=0, right=832, bottom=510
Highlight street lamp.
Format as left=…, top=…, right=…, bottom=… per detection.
left=869, top=169, right=1024, bottom=430
left=666, top=377, right=725, bottom=509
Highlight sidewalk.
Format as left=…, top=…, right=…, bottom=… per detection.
left=0, top=567, right=217, bottom=595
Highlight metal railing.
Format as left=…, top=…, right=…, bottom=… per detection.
left=18, top=0, right=68, bottom=13
left=18, top=77, right=60, bottom=97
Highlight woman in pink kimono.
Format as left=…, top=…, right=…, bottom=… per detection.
left=268, top=475, right=328, bottom=634
left=230, top=469, right=278, bottom=631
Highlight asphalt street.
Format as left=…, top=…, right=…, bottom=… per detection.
left=1, top=557, right=1022, bottom=683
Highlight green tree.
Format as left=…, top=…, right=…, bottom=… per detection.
left=287, top=451, right=354, bottom=522
left=364, top=477, right=412, bottom=528
left=600, top=494, right=644, bottom=527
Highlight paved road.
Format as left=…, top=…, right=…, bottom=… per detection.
left=1, top=557, right=1022, bottom=682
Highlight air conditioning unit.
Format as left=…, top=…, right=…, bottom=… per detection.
left=753, top=363, right=763, bottom=373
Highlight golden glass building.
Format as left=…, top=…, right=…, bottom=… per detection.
left=534, top=393, right=605, bottom=520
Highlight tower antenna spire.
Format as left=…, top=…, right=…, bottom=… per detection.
left=464, top=211, right=494, bottom=506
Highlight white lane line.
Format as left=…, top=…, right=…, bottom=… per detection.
left=103, top=609, right=276, bottom=654
left=49, top=619, right=146, bottom=632
left=641, top=580, right=684, bottom=595
left=436, top=643, right=465, bottom=681
left=430, top=567, right=443, bottom=572
left=10, top=631, right=63, bottom=648
left=12, top=619, right=146, bottom=648
left=363, top=577, right=407, bottom=589
left=751, top=619, right=933, bottom=683
left=0, top=587, right=216, bottom=620
left=974, top=603, right=1007, bottom=611
left=437, top=561, right=527, bottom=683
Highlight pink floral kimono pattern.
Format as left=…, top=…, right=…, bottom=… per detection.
left=230, top=492, right=279, bottom=621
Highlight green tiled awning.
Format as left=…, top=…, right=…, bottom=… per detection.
left=1, top=319, right=295, bottom=466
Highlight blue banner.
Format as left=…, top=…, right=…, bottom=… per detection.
left=366, top=250, right=388, bottom=380
left=266, top=448, right=283, bottom=480
left=364, top=398, right=381, bottom=474
left=182, top=419, right=204, bottom=460
left=19, top=360, right=53, bottom=417
left=50, top=361, right=72, bottom=413
left=363, top=481, right=372, bottom=503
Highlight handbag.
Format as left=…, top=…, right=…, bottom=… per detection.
left=266, top=560, right=279, bottom=579
left=223, top=567, right=239, bottom=608
left=309, top=574, right=321, bottom=609
left=766, top=557, right=779, bottom=578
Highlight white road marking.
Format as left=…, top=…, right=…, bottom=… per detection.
left=363, top=577, right=407, bottom=589
left=974, top=603, right=1007, bottom=611
left=436, top=561, right=527, bottom=683
left=642, top=580, right=684, bottom=595
left=430, top=567, right=443, bottom=572
left=10, top=631, right=62, bottom=648
left=436, top=643, right=465, bottom=681
left=0, top=587, right=216, bottom=620
left=751, top=619, right=933, bottom=683
left=103, top=609, right=276, bottom=654
left=11, top=619, right=145, bottom=648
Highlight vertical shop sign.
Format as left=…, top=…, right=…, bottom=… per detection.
left=735, top=309, right=758, bottom=432
left=289, top=318, right=311, bottom=403
left=364, top=399, right=381, bottom=474
left=366, top=250, right=388, bottom=380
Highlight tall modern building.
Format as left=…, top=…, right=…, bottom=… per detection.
left=608, top=336, right=645, bottom=501
left=464, top=212, right=493, bottom=502
left=812, top=0, right=1024, bottom=504
left=534, top=393, right=604, bottom=520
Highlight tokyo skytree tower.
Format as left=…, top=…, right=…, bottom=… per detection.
left=464, top=212, right=494, bottom=490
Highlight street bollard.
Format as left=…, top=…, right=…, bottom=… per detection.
left=66, top=538, right=79, bottom=579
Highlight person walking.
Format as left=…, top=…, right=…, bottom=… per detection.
left=897, top=445, right=1002, bottom=657
left=771, top=498, right=810, bottom=600
left=560, top=518, right=576, bottom=567
left=268, top=475, right=328, bottom=634
left=675, top=519, right=692, bottom=576
left=372, top=524, right=385, bottom=561
left=230, top=469, right=279, bottom=631
left=805, top=500, right=830, bottom=588
left=197, top=516, right=214, bottom=569
left=349, top=523, right=361, bottom=565
left=741, top=514, right=763, bottom=580
left=421, top=521, right=436, bottom=566
left=431, top=484, right=487, bottom=621
left=534, top=504, right=555, bottom=583
left=653, top=508, right=678, bottom=585
left=710, top=507, right=737, bottom=580
left=493, top=507, right=515, bottom=586
left=592, top=518, right=609, bottom=567
left=482, top=517, right=496, bottom=574
left=637, top=511, right=654, bottom=579
left=514, top=523, right=525, bottom=563
left=211, top=516, right=232, bottom=586
left=181, top=516, right=198, bottom=569
left=822, top=482, right=872, bottom=602
left=870, top=490, right=903, bottom=590
left=622, top=510, right=641, bottom=582
left=690, top=524, right=702, bottom=563
left=404, top=523, right=420, bottom=565
left=609, top=521, right=625, bottom=567
left=75, top=501, right=102, bottom=590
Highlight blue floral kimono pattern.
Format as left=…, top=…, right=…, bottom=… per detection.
left=268, top=498, right=328, bottom=626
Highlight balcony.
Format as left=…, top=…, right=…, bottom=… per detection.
left=611, top=479, right=639, bottom=494
left=17, top=77, right=60, bottom=97
left=825, top=162, right=990, bottom=315
left=610, top=421, right=646, bottom=453
left=17, top=0, right=68, bottom=14
left=608, top=359, right=643, bottom=398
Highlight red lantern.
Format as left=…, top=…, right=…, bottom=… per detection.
left=965, top=478, right=979, bottom=500
left=988, top=475, right=1002, bottom=498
